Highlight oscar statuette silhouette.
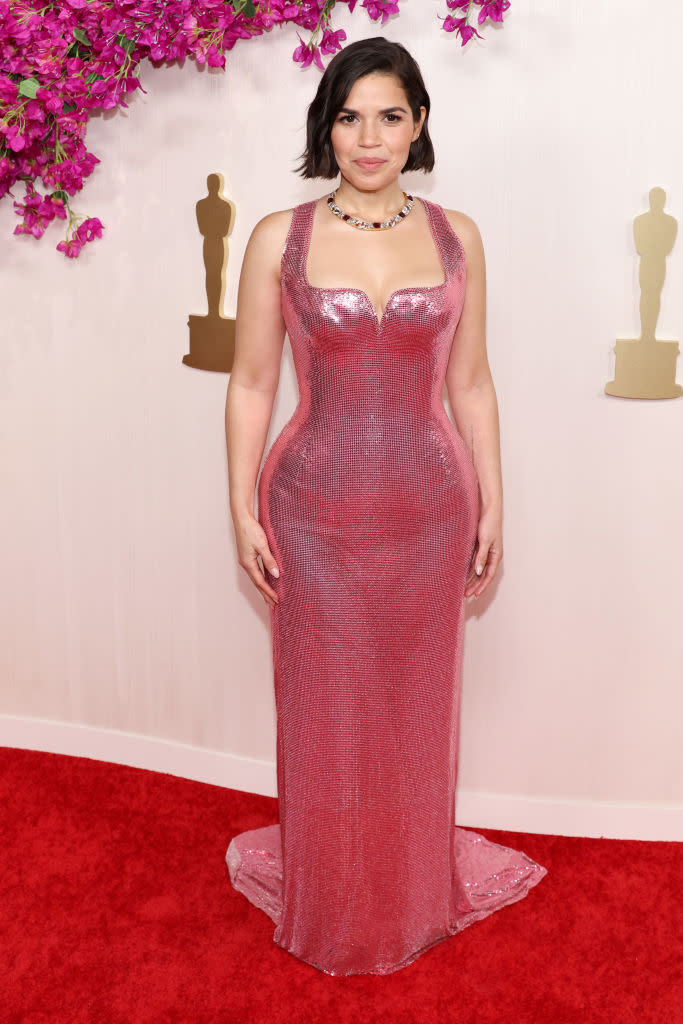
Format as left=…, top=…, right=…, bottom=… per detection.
left=606, top=187, right=682, bottom=399
left=184, top=173, right=236, bottom=372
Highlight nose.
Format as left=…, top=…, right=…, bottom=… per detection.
left=358, top=119, right=381, bottom=146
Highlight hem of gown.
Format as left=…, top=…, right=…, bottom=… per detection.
left=270, top=860, right=549, bottom=977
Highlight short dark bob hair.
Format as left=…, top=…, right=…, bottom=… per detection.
left=295, top=36, right=435, bottom=179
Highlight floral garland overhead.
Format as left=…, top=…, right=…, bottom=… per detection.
left=0, top=0, right=510, bottom=258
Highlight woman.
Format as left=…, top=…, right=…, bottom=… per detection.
left=225, top=37, right=547, bottom=976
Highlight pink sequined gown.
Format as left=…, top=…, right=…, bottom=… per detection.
left=226, top=196, right=547, bottom=975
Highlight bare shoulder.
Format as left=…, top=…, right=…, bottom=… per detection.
left=242, top=206, right=297, bottom=282
left=441, top=207, right=484, bottom=261
left=248, top=206, right=296, bottom=250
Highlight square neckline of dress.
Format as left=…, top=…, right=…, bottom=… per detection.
left=300, top=195, right=457, bottom=331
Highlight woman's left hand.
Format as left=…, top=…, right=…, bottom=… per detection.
left=465, top=505, right=503, bottom=599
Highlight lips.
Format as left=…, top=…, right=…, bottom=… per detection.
left=356, top=159, right=385, bottom=168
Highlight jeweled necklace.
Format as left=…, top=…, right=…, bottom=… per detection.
left=326, top=188, right=414, bottom=230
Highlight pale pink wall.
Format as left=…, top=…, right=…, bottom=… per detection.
left=2, top=1, right=681, bottom=839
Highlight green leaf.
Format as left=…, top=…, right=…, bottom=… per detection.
left=116, top=33, right=136, bottom=54
left=228, top=0, right=256, bottom=15
left=18, top=78, right=40, bottom=100
left=72, top=28, right=91, bottom=46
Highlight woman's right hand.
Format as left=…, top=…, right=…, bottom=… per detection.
left=233, top=512, right=281, bottom=608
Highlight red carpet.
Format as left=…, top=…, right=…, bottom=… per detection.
left=0, top=746, right=679, bottom=1023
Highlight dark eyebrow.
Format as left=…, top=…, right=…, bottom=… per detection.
left=337, top=106, right=409, bottom=116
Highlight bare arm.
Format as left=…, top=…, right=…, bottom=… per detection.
left=225, top=208, right=292, bottom=608
left=444, top=211, right=503, bottom=599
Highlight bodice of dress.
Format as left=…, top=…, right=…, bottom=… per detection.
left=265, top=196, right=475, bottom=509
left=281, top=194, right=467, bottom=377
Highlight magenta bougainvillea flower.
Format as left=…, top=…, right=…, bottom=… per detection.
left=0, top=0, right=510, bottom=258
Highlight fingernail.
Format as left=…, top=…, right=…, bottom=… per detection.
left=271, top=567, right=279, bottom=578
left=475, top=565, right=483, bottom=575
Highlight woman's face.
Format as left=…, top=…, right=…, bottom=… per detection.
left=329, top=72, right=426, bottom=190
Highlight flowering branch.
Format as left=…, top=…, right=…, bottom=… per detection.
left=0, top=0, right=510, bottom=258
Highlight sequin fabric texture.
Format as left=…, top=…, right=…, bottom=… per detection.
left=226, top=196, right=548, bottom=976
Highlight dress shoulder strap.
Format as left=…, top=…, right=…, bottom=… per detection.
left=280, top=199, right=316, bottom=282
left=419, top=196, right=467, bottom=276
